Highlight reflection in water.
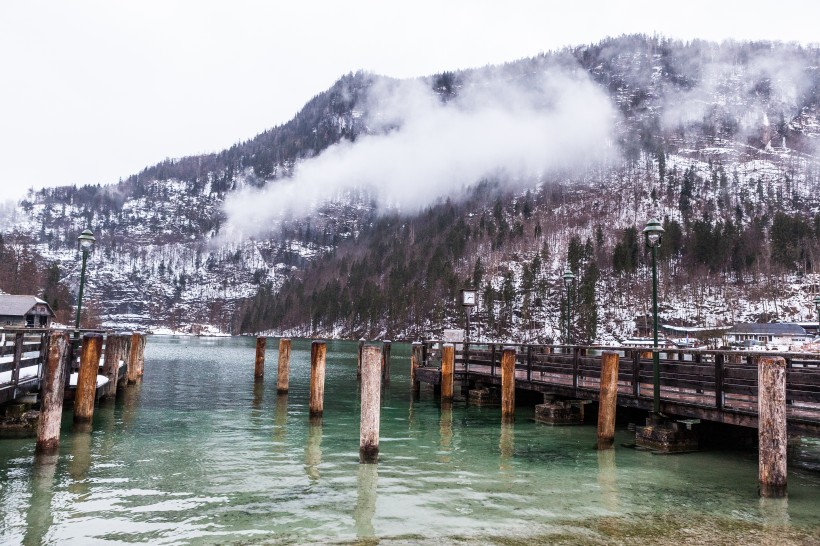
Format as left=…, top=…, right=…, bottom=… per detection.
left=439, top=402, right=453, bottom=462
left=597, top=448, right=619, bottom=512
left=305, top=423, right=322, bottom=481
left=68, top=431, right=92, bottom=496
left=499, top=421, right=514, bottom=473
left=23, top=454, right=58, bottom=546
left=354, top=462, right=378, bottom=540
left=759, top=496, right=790, bottom=544
left=120, top=382, right=142, bottom=430
left=273, top=394, right=288, bottom=444
left=252, top=381, right=264, bottom=410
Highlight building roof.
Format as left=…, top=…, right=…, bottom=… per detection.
left=727, top=323, right=808, bottom=336
left=0, top=295, right=54, bottom=317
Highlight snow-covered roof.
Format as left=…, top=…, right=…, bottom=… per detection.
left=0, top=295, right=54, bottom=317
left=726, top=323, right=808, bottom=336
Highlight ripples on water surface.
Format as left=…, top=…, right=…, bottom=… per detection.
left=1, top=336, right=819, bottom=545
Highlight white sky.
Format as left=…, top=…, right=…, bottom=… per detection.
left=1, top=0, right=818, bottom=199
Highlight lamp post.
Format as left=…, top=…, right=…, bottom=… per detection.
left=814, top=295, right=820, bottom=338
left=75, top=229, right=96, bottom=333
left=461, top=289, right=477, bottom=342
left=562, top=269, right=575, bottom=346
left=643, top=218, right=665, bottom=414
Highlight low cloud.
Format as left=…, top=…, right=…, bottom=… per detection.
left=223, top=67, right=619, bottom=237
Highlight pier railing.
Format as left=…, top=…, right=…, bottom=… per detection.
left=418, top=341, right=820, bottom=434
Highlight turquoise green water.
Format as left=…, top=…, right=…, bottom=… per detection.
left=1, top=336, right=819, bottom=545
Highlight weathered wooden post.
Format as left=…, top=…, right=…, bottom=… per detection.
left=382, top=340, right=392, bottom=385
left=277, top=338, right=291, bottom=393
left=74, top=333, right=102, bottom=425
left=501, top=346, right=516, bottom=422
left=758, top=356, right=787, bottom=498
left=597, top=351, right=620, bottom=449
left=101, top=333, right=122, bottom=398
left=127, top=332, right=141, bottom=384
left=357, top=338, right=365, bottom=380
left=35, top=333, right=69, bottom=454
left=411, top=342, right=422, bottom=397
left=117, top=334, right=131, bottom=391
left=441, top=343, right=455, bottom=402
left=360, top=345, right=382, bottom=463
left=309, top=341, right=327, bottom=422
left=254, top=336, right=266, bottom=380
left=137, top=333, right=146, bottom=378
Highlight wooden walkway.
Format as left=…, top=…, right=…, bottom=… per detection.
left=414, top=342, right=820, bottom=437
left=0, top=329, right=127, bottom=405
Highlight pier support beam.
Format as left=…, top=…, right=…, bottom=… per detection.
left=758, top=356, right=787, bottom=498
left=255, top=336, right=266, bottom=381
left=535, top=396, right=587, bottom=425
left=441, top=343, right=454, bottom=402
left=36, top=333, right=69, bottom=454
left=101, top=333, right=123, bottom=398
left=381, top=340, right=391, bottom=385
left=501, top=346, right=516, bottom=422
left=127, top=333, right=142, bottom=384
left=411, top=342, right=422, bottom=397
left=360, top=345, right=382, bottom=463
left=74, top=333, right=102, bottom=425
left=277, top=338, right=291, bottom=393
left=309, top=341, right=327, bottom=422
left=597, top=351, right=619, bottom=449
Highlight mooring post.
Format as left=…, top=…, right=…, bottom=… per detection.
left=277, top=338, right=291, bottom=393
left=758, top=356, right=787, bottom=498
left=309, top=341, right=327, bottom=422
left=597, top=351, right=620, bottom=449
left=357, top=338, right=365, bottom=380
left=117, top=334, right=131, bottom=390
left=441, top=343, right=455, bottom=402
left=101, top=332, right=121, bottom=398
left=360, top=344, right=382, bottom=463
left=74, top=333, right=102, bottom=425
left=501, top=346, right=516, bottom=422
left=255, top=336, right=266, bottom=380
left=127, top=332, right=141, bottom=384
left=411, top=342, right=422, bottom=397
left=382, top=340, right=392, bottom=385
left=36, top=332, right=69, bottom=454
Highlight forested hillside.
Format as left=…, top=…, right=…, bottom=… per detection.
left=2, top=35, right=819, bottom=342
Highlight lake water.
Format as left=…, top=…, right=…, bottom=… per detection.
left=1, top=336, right=819, bottom=545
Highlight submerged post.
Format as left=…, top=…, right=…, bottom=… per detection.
left=255, top=336, right=266, bottom=380
left=277, top=338, right=291, bottom=393
left=101, top=333, right=122, bottom=398
left=501, top=346, right=516, bottom=422
left=758, top=356, right=787, bottom=498
left=441, top=343, right=454, bottom=402
left=382, top=340, right=392, bottom=385
left=309, top=341, right=327, bottom=421
left=597, top=351, right=620, bottom=449
left=36, top=333, right=70, bottom=454
left=360, top=345, right=382, bottom=463
left=74, top=333, right=103, bottom=425
left=411, top=342, right=422, bottom=397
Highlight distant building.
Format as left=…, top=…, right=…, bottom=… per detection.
left=0, top=295, right=55, bottom=328
left=724, top=323, right=812, bottom=350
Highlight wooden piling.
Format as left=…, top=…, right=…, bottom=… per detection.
left=360, top=345, right=382, bottom=463
left=127, top=332, right=141, bottom=384
left=117, top=334, right=131, bottom=390
left=441, top=343, right=455, bottom=402
left=101, top=333, right=122, bottom=398
left=277, top=338, right=291, bottom=393
left=136, top=333, right=146, bottom=378
left=255, top=336, right=266, bottom=380
left=411, top=342, right=422, bottom=397
left=758, top=356, right=787, bottom=498
left=357, top=339, right=365, bottom=380
left=36, top=332, right=70, bottom=454
left=501, top=347, right=516, bottom=422
left=597, top=351, right=619, bottom=449
left=74, top=333, right=103, bottom=425
left=309, top=341, right=327, bottom=420
left=382, top=340, right=392, bottom=385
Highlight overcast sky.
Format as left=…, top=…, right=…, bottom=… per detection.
left=1, top=0, right=818, bottom=199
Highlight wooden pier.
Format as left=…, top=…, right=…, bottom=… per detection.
left=413, top=342, right=820, bottom=437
